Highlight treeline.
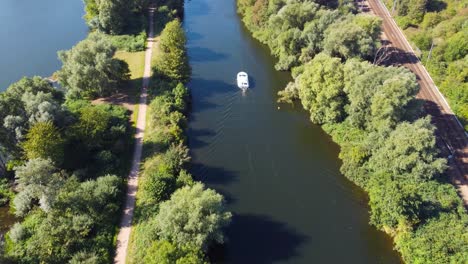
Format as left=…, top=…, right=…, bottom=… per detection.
left=384, top=0, right=467, bottom=130
left=0, top=2, right=145, bottom=263
left=128, top=3, right=231, bottom=263
left=239, top=1, right=468, bottom=263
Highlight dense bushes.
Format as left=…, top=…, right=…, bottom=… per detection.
left=129, top=13, right=230, bottom=263
left=109, top=31, right=147, bottom=52
left=384, top=0, right=468, bottom=130
left=0, top=77, right=132, bottom=263
left=155, top=19, right=191, bottom=82
left=240, top=1, right=468, bottom=263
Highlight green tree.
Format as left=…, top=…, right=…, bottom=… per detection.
left=0, top=77, right=62, bottom=157
left=156, top=19, right=190, bottom=82
left=58, top=33, right=130, bottom=99
left=366, top=117, right=447, bottom=182
left=98, top=0, right=132, bottom=34
left=395, top=212, right=468, bottom=263
left=22, top=121, right=65, bottom=164
left=13, top=159, right=64, bottom=216
left=324, top=15, right=381, bottom=59
left=154, top=183, right=232, bottom=250
left=297, top=53, right=346, bottom=124
left=368, top=175, right=422, bottom=231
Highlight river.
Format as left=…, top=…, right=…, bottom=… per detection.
left=184, top=0, right=402, bottom=263
left=0, top=0, right=87, bottom=236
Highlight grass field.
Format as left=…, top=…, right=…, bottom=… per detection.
left=114, top=50, right=146, bottom=123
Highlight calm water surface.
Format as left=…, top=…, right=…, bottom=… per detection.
left=0, top=0, right=87, bottom=235
left=185, top=0, right=402, bottom=263
left=0, top=0, right=87, bottom=90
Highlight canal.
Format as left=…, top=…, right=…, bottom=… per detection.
left=0, top=0, right=87, bottom=235
left=184, top=0, right=402, bottom=263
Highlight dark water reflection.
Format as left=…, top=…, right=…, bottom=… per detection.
left=185, top=0, right=402, bottom=263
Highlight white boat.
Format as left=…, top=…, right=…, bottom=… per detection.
left=237, top=72, right=249, bottom=90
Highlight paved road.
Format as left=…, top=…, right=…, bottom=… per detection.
left=366, top=0, right=468, bottom=206
left=113, top=7, right=156, bottom=264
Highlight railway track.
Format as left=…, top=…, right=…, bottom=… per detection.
left=365, top=0, right=468, bottom=206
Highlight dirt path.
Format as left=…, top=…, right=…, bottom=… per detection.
left=366, top=0, right=468, bottom=206
left=113, top=7, right=156, bottom=264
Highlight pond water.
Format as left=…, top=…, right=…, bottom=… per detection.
left=0, top=0, right=87, bottom=90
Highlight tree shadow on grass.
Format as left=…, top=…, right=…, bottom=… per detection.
left=209, top=214, right=309, bottom=264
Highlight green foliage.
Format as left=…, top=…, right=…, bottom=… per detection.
left=64, top=102, right=131, bottom=176
left=0, top=178, right=14, bottom=206
left=366, top=117, right=447, bottom=182
left=144, top=240, right=207, bottom=264
left=395, top=212, right=468, bottom=263
left=6, top=175, right=122, bottom=263
left=154, top=183, right=232, bottom=250
left=22, top=122, right=65, bottom=165
left=84, top=0, right=138, bottom=34
left=58, top=33, right=130, bottom=99
left=155, top=19, right=191, bottom=82
left=297, top=53, right=346, bottom=124
left=97, top=0, right=132, bottom=34
left=0, top=77, right=64, bottom=159
left=389, top=0, right=468, bottom=130
left=109, top=31, right=147, bottom=52
left=12, top=159, right=64, bottom=217
left=323, top=15, right=381, bottom=59
left=239, top=0, right=381, bottom=70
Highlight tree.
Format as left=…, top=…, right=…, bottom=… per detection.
left=0, top=77, right=62, bottom=157
left=72, top=106, right=111, bottom=147
left=22, top=121, right=65, bottom=164
left=13, top=158, right=64, bottom=216
left=395, top=212, right=468, bottom=264
left=368, top=68, right=419, bottom=131
left=366, top=117, right=447, bottom=182
left=156, top=20, right=190, bottom=82
left=368, top=175, right=422, bottom=231
left=83, top=0, right=133, bottom=33
left=8, top=175, right=121, bottom=263
left=154, top=183, right=232, bottom=250
left=58, top=33, right=130, bottom=99
left=324, top=15, right=381, bottom=60
left=297, top=53, right=346, bottom=124
left=98, top=0, right=132, bottom=34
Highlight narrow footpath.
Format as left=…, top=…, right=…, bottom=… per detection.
left=114, top=7, right=155, bottom=264
left=366, top=0, right=468, bottom=206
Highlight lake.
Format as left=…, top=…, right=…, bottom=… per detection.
left=0, top=0, right=87, bottom=91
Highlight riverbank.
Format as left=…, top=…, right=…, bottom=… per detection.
left=237, top=1, right=467, bottom=263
